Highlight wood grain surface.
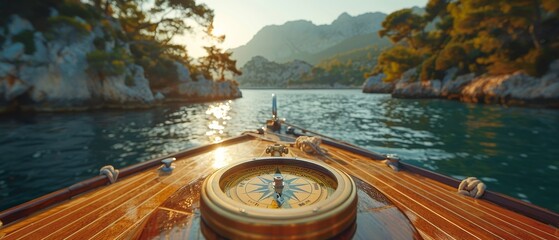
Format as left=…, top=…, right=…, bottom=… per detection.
left=1, top=133, right=558, bottom=239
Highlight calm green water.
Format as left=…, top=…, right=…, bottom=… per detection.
left=0, top=89, right=558, bottom=213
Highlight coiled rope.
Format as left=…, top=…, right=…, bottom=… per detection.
left=99, top=165, right=119, bottom=184
left=295, top=136, right=327, bottom=156
left=458, top=177, right=486, bottom=198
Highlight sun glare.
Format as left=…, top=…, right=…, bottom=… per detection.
left=212, top=27, right=224, bottom=37
left=205, top=102, right=232, bottom=143
left=212, top=147, right=229, bottom=169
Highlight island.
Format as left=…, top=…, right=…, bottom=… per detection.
left=363, top=1, right=559, bottom=107
left=0, top=1, right=242, bottom=113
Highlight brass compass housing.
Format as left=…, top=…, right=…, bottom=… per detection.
left=200, top=157, right=357, bottom=239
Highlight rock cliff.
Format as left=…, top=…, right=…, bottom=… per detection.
left=0, top=15, right=240, bottom=113
left=236, top=56, right=312, bottom=88
left=362, top=61, right=559, bottom=107
left=362, top=73, right=394, bottom=93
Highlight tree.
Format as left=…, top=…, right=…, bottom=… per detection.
left=373, top=0, right=559, bottom=83
left=199, top=45, right=242, bottom=81
left=425, top=0, right=450, bottom=22
left=449, top=0, right=558, bottom=75
left=99, top=0, right=219, bottom=86
left=379, top=9, right=426, bottom=49
left=216, top=51, right=242, bottom=81
left=373, top=45, right=423, bottom=82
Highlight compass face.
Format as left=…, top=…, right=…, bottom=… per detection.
left=221, top=164, right=337, bottom=209
left=200, top=157, right=357, bottom=239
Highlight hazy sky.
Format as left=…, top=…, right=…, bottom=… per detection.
left=182, top=0, right=428, bottom=58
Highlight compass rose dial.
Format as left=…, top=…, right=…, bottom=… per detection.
left=222, top=165, right=337, bottom=209
left=200, top=157, right=357, bottom=239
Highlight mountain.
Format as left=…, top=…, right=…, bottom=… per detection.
left=230, top=12, right=388, bottom=66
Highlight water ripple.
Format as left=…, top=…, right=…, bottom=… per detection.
left=0, top=89, right=558, bottom=213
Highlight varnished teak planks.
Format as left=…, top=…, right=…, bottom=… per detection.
left=1, top=134, right=558, bottom=239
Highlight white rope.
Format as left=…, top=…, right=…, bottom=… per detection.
left=99, top=165, right=119, bottom=184
left=458, top=177, right=486, bottom=199
left=295, top=136, right=327, bottom=155
left=382, top=154, right=400, bottom=171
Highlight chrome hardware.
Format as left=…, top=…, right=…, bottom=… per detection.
left=161, top=157, right=176, bottom=172
left=267, top=94, right=281, bottom=131
left=286, top=126, right=295, bottom=134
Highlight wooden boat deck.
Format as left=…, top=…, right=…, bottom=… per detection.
left=1, top=133, right=558, bottom=239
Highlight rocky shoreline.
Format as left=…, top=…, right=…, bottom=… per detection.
left=363, top=61, right=559, bottom=108
left=0, top=15, right=241, bottom=114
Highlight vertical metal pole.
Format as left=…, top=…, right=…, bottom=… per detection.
left=272, top=94, right=277, bottom=120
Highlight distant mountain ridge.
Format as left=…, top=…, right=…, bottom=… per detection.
left=230, top=12, right=388, bottom=66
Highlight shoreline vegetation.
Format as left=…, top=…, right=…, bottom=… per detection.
left=0, top=0, right=242, bottom=114
left=362, top=0, right=559, bottom=108
left=2, top=1, right=558, bottom=113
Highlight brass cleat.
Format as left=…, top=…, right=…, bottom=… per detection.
left=265, top=144, right=289, bottom=157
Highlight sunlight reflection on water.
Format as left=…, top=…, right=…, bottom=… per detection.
left=205, top=101, right=232, bottom=143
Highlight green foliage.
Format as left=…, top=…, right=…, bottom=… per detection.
left=289, top=46, right=382, bottom=87
left=510, top=47, right=557, bottom=76
left=425, top=0, right=449, bottom=21
left=0, top=0, right=61, bottom=30
left=2, top=0, right=232, bottom=92
left=199, top=45, right=242, bottom=81
left=86, top=48, right=131, bottom=77
left=373, top=45, right=423, bottom=82
left=93, top=37, right=105, bottom=50
left=48, top=16, right=92, bottom=34
left=1, top=0, right=98, bottom=31
left=420, top=54, right=440, bottom=81
left=105, top=0, right=217, bottom=88
left=436, top=42, right=467, bottom=71
left=379, top=8, right=426, bottom=48
left=142, top=57, right=180, bottom=89
left=58, top=1, right=100, bottom=22
left=12, top=30, right=36, bottom=54
left=374, top=0, right=559, bottom=83
left=111, top=0, right=213, bottom=46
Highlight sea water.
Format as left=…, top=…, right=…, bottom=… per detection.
left=1, top=89, right=558, bottom=213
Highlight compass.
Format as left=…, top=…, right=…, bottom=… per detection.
left=200, top=157, right=357, bottom=239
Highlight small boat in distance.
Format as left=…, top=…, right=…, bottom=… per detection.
left=0, top=94, right=558, bottom=239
